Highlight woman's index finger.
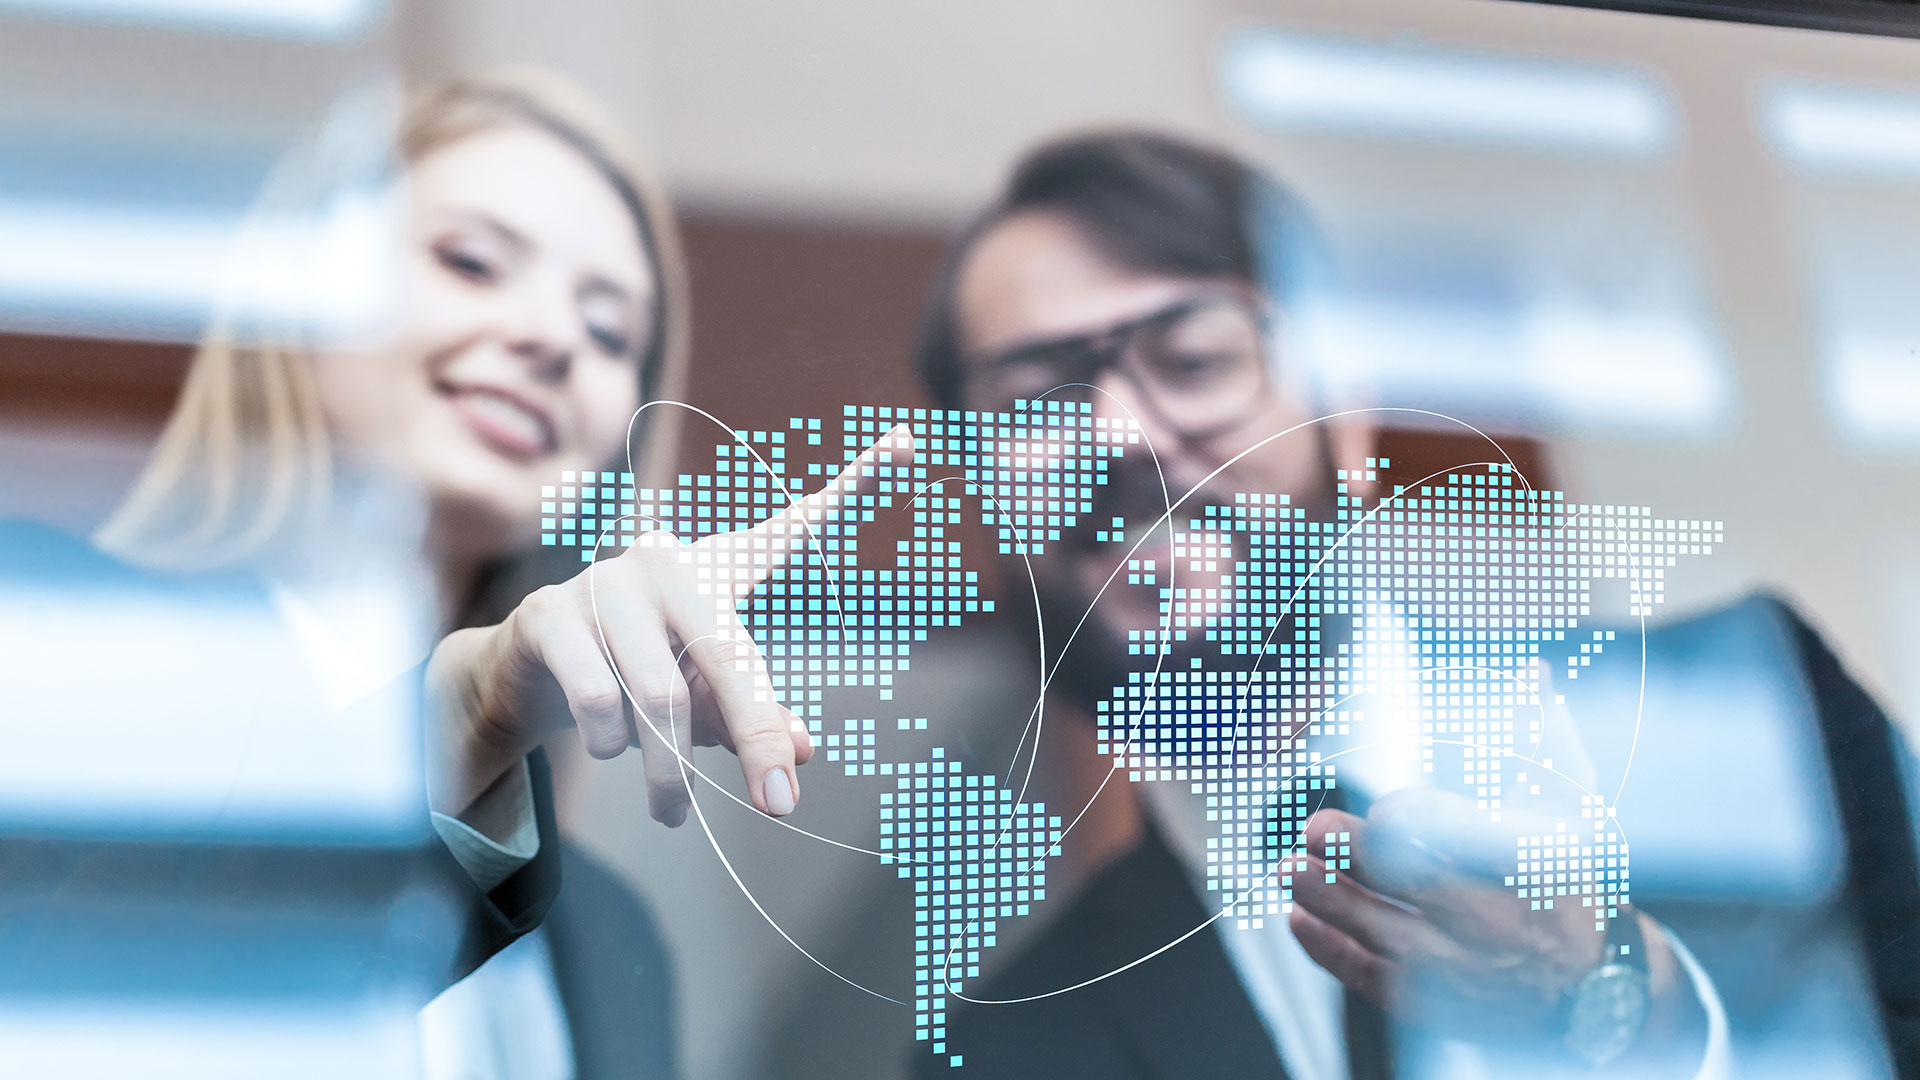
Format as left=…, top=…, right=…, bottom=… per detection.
left=709, top=424, right=916, bottom=578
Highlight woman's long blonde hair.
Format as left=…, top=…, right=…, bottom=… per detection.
left=96, top=69, right=689, bottom=573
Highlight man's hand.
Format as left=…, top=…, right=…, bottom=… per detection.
left=1288, top=788, right=1707, bottom=1067
left=426, top=426, right=914, bottom=825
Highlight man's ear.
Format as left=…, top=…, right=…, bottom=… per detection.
left=1327, top=413, right=1383, bottom=500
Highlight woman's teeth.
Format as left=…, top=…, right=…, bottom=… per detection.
left=457, top=388, right=551, bottom=455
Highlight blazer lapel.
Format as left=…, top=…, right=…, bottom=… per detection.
left=1089, top=825, right=1293, bottom=1079
left=1343, top=987, right=1396, bottom=1080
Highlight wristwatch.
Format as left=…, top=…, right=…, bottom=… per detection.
left=1557, top=912, right=1652, bottom=1068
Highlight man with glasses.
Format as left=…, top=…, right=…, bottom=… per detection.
left=977, top=293, right=1273, bottom=433
left=906, top=132, right=1920, bottom=1078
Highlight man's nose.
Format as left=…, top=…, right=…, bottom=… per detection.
left=1089, top=367, right=1231, bottom=512
left=1091, top=367, right=1178, bottom=453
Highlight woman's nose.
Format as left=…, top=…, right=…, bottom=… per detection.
left=510, top=332, right=572, bottom=383
left=504, top=277, right=581, bottom=382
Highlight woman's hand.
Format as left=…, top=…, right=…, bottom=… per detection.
left=426, top=427, right=914, bottom=826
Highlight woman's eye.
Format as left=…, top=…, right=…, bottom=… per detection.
left=432, top=244, right=497, bottom=283
left=580, top=291, right=638, bottom=360
left=587, top=323, right=633, bottom=358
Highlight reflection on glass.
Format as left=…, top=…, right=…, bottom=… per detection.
left=1221, top=28, right=1729, bottom=437
left=1762, top=80, right=1920, bottom=452
left=0, top=0, right=381, bottom=39
left=1218, top=29, right=1677, bottom=157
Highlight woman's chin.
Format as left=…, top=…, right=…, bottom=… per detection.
left=417, top=463, right=545, bottom=564
left=427, top=500, right=539, bottom=565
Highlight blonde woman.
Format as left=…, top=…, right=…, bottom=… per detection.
left=94, top=70, right=893, bottom=1077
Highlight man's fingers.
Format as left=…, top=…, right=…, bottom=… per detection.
left=1308, top=804, right=1459, bottom=907
left=1303, top=807, right=1366, bottom=852
left=1300, top=804, right=1534, bottom=982
left=1292, top=853, right=1439, bottom=963
left=1291, top=904, right=1393, bottom=1007
left=1373, top=858, right=1519, bottom=941
left=1355, top=788, right=1530, bottom=932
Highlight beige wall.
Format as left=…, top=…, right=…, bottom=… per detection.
left=399, top=0, right=1223, bottom=226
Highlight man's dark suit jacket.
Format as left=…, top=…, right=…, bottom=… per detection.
left=914, top=596, right=1920, bottom=1079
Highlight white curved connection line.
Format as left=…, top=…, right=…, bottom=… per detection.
left=582, top=399, right=1648, bottom=1010
left=933, top=415, right=1551, bottom=995
left=581, top=403, right=931, bottom=866
left=663, top=629, right=913, bottom=1006
left=954, top=735, right=1629, bottom=1006
left=935, top=408, right=1636, bottom=1003
left=937, top=658, right=1565, bottom=1001
left=986, top=403, right=1547, bottom=867
left=928, top=384, right=1186, bottom=874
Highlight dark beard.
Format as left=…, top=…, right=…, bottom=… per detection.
left=1015, top=422, right=1339, bottom=714
left=1025, top=576, right=1135, bottom=716
left=1015, top=567, right=1285, bottom=717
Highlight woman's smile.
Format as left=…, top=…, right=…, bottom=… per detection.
left=436, top=378, right=558, bottom=462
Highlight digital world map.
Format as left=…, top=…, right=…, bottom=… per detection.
left=544, top=399, right=1721, bottom=1069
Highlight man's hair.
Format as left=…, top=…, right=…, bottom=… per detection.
left=914, top=130, right=1312, bottom=409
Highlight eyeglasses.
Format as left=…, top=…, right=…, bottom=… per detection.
left=968, top=294, right=1273, bottom=438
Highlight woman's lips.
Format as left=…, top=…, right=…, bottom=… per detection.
left=442, top=384, right=556, bottom=462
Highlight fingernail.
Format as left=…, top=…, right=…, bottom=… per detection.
left=662, top=802, right=687, bottom=828
left=763, top=768, right=796, bottom=816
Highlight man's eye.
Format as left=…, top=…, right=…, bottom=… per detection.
left=434, top=246, right=496, bottom=283
left=999, top=342, right=1087, bottom=377
left=998, top=357, right=1069, bottom=390
left=1160, top=350, right=1231, bottom=376
left=1003, top=350, right=1058, bottom=369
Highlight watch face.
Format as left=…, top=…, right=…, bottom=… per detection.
left=1564, top=963, right=1653, bottom=1066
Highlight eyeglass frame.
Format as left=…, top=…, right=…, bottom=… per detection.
left=957, top=291, right=1280, bottom=440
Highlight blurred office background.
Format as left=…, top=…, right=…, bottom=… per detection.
left=4, top=0, right=1920, bottom=1076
